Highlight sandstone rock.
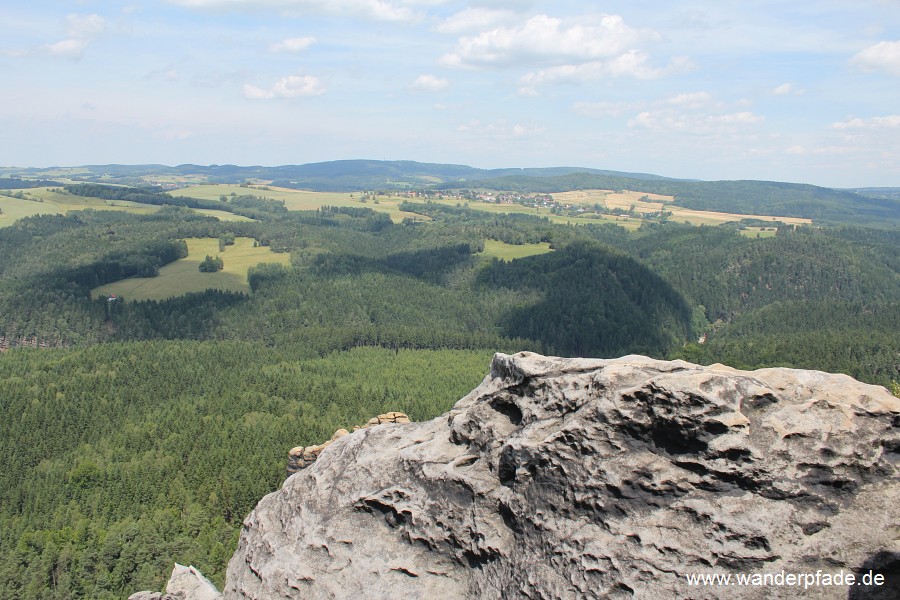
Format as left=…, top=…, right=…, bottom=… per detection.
left=130, top=564, right=222, bottom=600
left=287, top=414, right=410, bottom=474
left=227, top=352, right=899, bottom=599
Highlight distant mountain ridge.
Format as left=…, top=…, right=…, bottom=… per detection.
left=2, top=160, right=898, bottom=226
left=1, top=160, right=682, bottom=190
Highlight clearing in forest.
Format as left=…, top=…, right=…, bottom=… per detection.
left=479, top=240, right=553, bottom=261
left=92, top=237, right=291, bottom=301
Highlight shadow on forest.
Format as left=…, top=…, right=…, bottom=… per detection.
left=475, top=243, right=693, bottom=358
left=313, top=244, right=475, bottom=284
left=111, top=289, right=249, bottom=340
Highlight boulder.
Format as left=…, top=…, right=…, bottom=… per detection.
left=227, top=352, right=899, bottom=599
left=129, top=563, right=222, bottom=600
left=287, top=414, right=409, bottom=474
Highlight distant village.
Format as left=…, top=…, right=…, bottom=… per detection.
left=384, top=189, right=673, bottom=221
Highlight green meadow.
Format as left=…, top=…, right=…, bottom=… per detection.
left=0, top=196, right=63, bottom=225
left=173, top=185, right=427, bottom=223
left=740, top=226, right=779, bottom=238
left=0, top=188, right=161, bottom=226
left=479, top=239, right=554, bottom=261
left=92, top=237, right=291, bottom=301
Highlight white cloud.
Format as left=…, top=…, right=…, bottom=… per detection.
left=773, top=82, right=793, bottom=95
left=37, top=13, right=109, bottom=59
left=144, top=67, right=181, bottom=82
left=269, top=36, right=316, bottom=53
left=65, top=13, right=109, bottom=39
left=830, top=115, right=900, bottom=129
left=169, top=0, right=418, bottom=22
left=244, top=75, right=326, bottom=99
left=628, top=108, right=763, bottom=133
left=518, top=52, right=689, bottom=90
left=440, top=14, right=653, bottom=69
left=667, top=91, right=715, bottom=108
left=851, top=40, right=900, bottom=76
left=574, top=91, right=764, bottom=136
left=573, top=100, right=640, bottom=118
left=436, top=8, right=516, bottom=34
left=409, top=74, right=449, bottom=92
left=786, top=145, right=854, bottom=157
left=456, top=119, right=544, bottom=138
left=43, top=39, right=91, bottom=58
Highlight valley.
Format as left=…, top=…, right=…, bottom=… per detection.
left=0, top=161, right=897, bottom=598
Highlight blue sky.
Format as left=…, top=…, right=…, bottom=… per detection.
left=2, top=1, right=899, bottom=187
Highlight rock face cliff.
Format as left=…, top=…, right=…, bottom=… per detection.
left=225, top=352, right=899, bottom=599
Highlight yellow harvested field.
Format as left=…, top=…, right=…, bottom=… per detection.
left=555, top=189, right=674, bottom=207
left=552, top=189, right=812, bottom=226
left=92, top=237, right=291, bottom=301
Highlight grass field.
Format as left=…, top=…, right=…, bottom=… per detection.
left=0, top=188, right=161, bottom=227
left=740, top=226, right=779, bottom=238
left=191, top=208, right=256, bottom=222
left=173, top=185, right=428, bottom=223
left=479, top=240, right=553, bottom=261
left=0, top=196, right=64, bottom=226
left=92, top=237, right=291, bottom=301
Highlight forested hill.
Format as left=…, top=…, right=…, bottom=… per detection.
left=1, top=161, right=677, bottom=192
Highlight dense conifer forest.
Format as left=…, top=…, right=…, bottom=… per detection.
left=0, top=181, right=897, bottom=598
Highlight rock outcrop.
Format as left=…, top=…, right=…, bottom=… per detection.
left=226, top=352, right=899, bottom=599
left=129, top=564, right=222, bottom=600
left=287, top=412, right=410, bottom=474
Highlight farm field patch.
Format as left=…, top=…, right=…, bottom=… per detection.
left=92, top=237, right=290, bottom=301
left=0, top=188, right=161, bottom=226
left=552, top=189, right=812, bottom=226
left=172, top=185, right=427, bottom=223
left=426, top=197, right=644, bottom=230
left=0, top=196, right=64, bottom=225
left=191, top=208, right=256, bottom=222
left=479, top=240, right=554, bottom=261
left=740, top=226, right=779, bottom=238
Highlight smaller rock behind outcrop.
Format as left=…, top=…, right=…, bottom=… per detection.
left=129, top=564, right=222, bottom=600
left=287, top=412, right=410, bottom=474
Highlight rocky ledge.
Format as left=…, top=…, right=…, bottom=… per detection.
left=129, top=564, right=222, bottom=600
left=287, top=412, right=411, bottom=474
left=177, top=353, right=900, bottom=598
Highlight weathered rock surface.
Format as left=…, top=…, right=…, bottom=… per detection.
left=226, top=352, right=900, bottom=599
left=287, top=412, right=410, bottom=474
left=129, top=563, right=222, bottom=600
